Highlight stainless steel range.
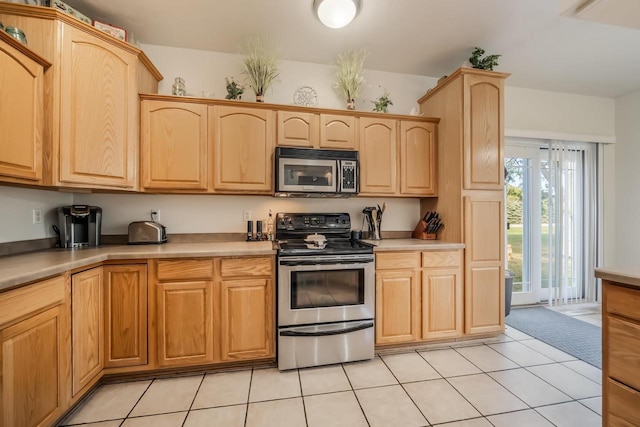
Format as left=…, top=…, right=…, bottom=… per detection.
left=276, top=212, right=375, bottom=370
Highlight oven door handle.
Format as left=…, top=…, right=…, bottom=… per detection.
left=280, top=321, right=373, bottom=337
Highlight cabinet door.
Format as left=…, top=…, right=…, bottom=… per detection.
left=104, top=264, right=148, bottom=368
left=375, top=269, right=420, bottom=344
left=320, top=113, right=357, bottom=149
left=219, top=278, right=274, bottom=361
left=210, top=105, right=274, bottom=193
left=156, top=281, right=214, bottom=367
left=141, top=100, right=208, bottom=190
left=72, top=267, right=104, bottom=396
left=0, top=40, right=44, bottom=184
left=464, top=195, right=504, bottom=335
left=0, top=305, right=67, bottom=427
left=400, top=121, right=437, bottom=196
left=277, top=110, right=319, bottom=148
left=359, top=117, right=397, bottom=195
left=59, top=25, right=137, bottom=189
left=422, top=267, right=462, bottom=340
left=463, top=74, right=504, bottom=190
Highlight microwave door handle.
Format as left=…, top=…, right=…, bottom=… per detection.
left=280, top=321, right=373, bottom=337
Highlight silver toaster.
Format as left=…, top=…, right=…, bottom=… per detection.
left=128, top=221, right=167, bottom=244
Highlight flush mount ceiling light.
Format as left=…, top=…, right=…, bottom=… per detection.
left=313, top=0, right=362, bottom=29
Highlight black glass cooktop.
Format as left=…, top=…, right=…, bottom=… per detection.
left=278, top=238, right=373, bottom=256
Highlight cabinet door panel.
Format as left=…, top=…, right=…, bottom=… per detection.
left=220, top=278, right=273, bottom=360
left=211, top=105, right=273, bottom=192
left=1, top=306, right=65, bottom=427
left=141, top=100, right=208, bottom=190
left=375, top=270, right=420, bottom=344
left=104, top=265, right=147, bottom=368
left=0, top=41, right=43, bottom=183
left=607, top=378, right=640, bottom=427
left=400, top=121, right=436, bottom=195
left=422, top=268, right=462, bottom=340
left=156, top=281, right=213, bottom=366
left=59, top=26, right=137, bottom=188
left=359, top=117, right=397, bottom=194
left=320, top=114, right=357, bottom=149
left=72, top=267, right=104, bottom=396
left=277, top=111, right=318, bottom=147
left=607, top=316, right=640, bottom=392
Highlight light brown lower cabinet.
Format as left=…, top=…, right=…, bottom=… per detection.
left=376, top=250, right=463, bottom=346
left=71, top=267, right=104, bottom=396
left=103, top=264, right=148, bottom=368
left=0, top=275, right=70, bottom=427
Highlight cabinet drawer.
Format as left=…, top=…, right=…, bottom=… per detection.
left=0, top=275, right=66, bottom=327
left=606, top=284, right=640, bottom=322
left=220, top=257, right=273, bottom=278
left=608, top=316, right=640, bottom=391
left=422, top=251, right=461, bottom=268
left=607, top=378, right=640, bottom=426
left=156, top=259, right=213, bottom=281
left=376, top=252, right=420, bottom=270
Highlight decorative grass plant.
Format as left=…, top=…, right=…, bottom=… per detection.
left=333, top=49, right=368, bottom=109
left=240, top=37, right=279, bottom=101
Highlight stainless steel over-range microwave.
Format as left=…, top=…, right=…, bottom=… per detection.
left=275, top=147, right=359, bottom=197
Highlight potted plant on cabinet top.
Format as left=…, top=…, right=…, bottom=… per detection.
left=240, top=37, right=279, bottom=102
left=372, top=88, right=393, bottom=113
left=468, top=47, right=501, bottom=71
left=333, top=48, right=368, bottom=110
left=225, top=77, right=244, bottom=100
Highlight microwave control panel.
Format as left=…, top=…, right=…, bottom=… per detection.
left=340, top=161, right=357, bottom=193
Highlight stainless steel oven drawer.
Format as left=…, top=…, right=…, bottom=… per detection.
left=277, top=320, right=374, bottom=370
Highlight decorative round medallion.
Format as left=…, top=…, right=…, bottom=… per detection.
left=293, top=86, right=318, bottom=107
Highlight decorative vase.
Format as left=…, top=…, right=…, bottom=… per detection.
left=347, top=100, right=355, bottom=110
left=256, top=94, right=264, bottom=102
left=172, top=77, right=186, bottom=96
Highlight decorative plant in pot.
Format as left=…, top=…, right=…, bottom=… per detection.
left=225, top=77, right=245, bottom=100
left=333, top=48, right=368, bottom=110
left=372, top=88, right=393, bottom=113
left=240, top=37, right=279, bottom=102
left=468, top=47, right=501, bottom=71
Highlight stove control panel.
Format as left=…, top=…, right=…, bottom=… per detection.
left=276, top=213, right=350, bottom=232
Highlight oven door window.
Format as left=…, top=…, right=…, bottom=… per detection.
left=290, top=269, right=364, bottom=309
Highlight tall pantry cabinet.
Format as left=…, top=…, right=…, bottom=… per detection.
left=418, top=68, right=510, bottom=335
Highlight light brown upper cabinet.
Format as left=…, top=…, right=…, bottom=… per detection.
left=277, top=110, right=319, bottom=148
left=0, top=34, right=49, bottom=186
left=141, top=99, right=208, bottom=191
left=400, top=121, right=437, bottom=196
left=359, top=117, right=397, bottom=195
left=0, top=3, right=162, bottom=190
left=320, top=113, right=357, bottom=149
left=210, top=105, right=274, bottom=193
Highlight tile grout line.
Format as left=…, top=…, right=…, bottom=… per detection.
left=181, top=373, right=206, bottom=427
left=296, top=368, right=310, bottom=427
left=122, top=378, right=155, bottom=421
left=244, top=368, right=254, bottom=427
left=340, top=362, right=371, bottom=427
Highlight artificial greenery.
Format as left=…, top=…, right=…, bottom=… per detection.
left=240, top=37, right=279, bottom=98
left=225, top=77, right=244, bottom=100
left=334, top=49, right=368, bottom=105
left=372, top=89, right=393, bottom=113
left=469, top=47, right=501, bottom=71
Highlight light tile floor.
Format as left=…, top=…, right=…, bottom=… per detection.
left=59, top=324, right=602, bottom=427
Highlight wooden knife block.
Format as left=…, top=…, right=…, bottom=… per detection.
left=412, top=220, right=437, bottom=240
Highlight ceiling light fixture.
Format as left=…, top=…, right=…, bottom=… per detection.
left=313, top=0, right=362, bottom=29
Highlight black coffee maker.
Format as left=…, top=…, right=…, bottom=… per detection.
left=57, top=205, right=102, bottom=248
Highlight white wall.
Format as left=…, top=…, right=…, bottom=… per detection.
left=613, top=89, right=640, bottom=266
left=0, top=186, right=72, bottom=243
left=73, top=193, right=419, bottom=236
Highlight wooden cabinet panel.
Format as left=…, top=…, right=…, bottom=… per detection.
left=210, top=105, right=274, bottom=193
left=0, top=275, right=65, bottom=327
left=0, top=39, right=45, bottom=183
left=359, top=117, right=397, bottom=194
left=320, top=113, right=357, bottom=149
left=376, top=252, right=420, bottom=270
left=141, top=100, right=208, bottom=190
left=220, top=257, right=273, bottom=278
left=607, top=316, right=640, bottom=392
left=1, top=305, right=67, bottom=427
left=465, top=195, right=503, bottom=263
left=156, top=281, right=213, bottom=367
left=375, top=269, right=420, bottom=344
left=104, top=265, right=147, bottom=368
left=277, top=110, right=318, bottom=147
left=464, top=74, right=504, bottom=190
left=400, top=121, right=436, bottom=196
left=465, top=266, right=502, bottom=335
left=422, top=251, right=462, bottom=268
left=605, top=284, right=640, bottom=323
left=156, top=259, right=214, bottom=281
left=72, top=267, right=103, bottom=396
left=59, top=26, right=137, bottom=189
left=607, top=378, right=640, bottom=427
left=422, top=267, right=463, bottom=340
left=219, top=278, right=273, bottom=360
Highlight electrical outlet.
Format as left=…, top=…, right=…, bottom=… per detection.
left=151, top=209, right=161, bottom=222
left=32, top=209, right=42, bottom=224
left=243, top=209, right=252, bottom=221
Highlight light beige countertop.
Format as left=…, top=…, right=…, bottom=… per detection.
left=595, top=266, right=640, bottom=289
left=0, top=242, right=275, bottom=293
left=363, top=239, right=465, bottom=251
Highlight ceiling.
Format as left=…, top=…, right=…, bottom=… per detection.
left=63, top=0, right=640, bottom=98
